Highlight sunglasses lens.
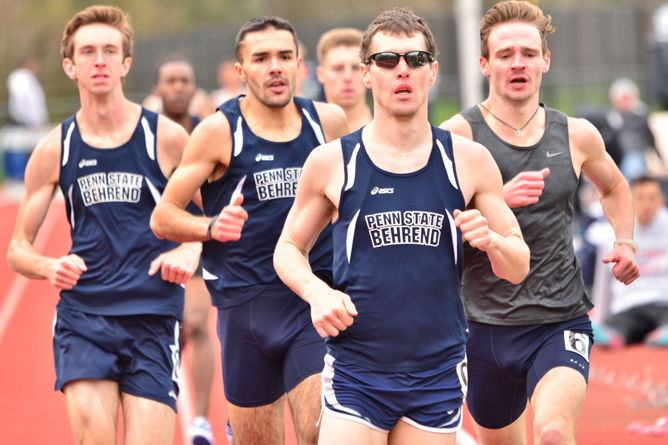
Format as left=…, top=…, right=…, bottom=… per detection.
left=405, top=52, right=429, bottom=68
left=374, top=53, right=400, bottom=68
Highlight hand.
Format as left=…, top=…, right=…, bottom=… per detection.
left=48, top=254, right=87, bottom=290
left=210, top=193, right=248, bottom=242
left=148, top=242, right=201, bottom=284
left=454, top=208, right=494, bottom=252
left=602, top=244, right=640, bottom=285
left=307, top=285, right=358, bottom=338
left=504, top=168, right=550, bottom=208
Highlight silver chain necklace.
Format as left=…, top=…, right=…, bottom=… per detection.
left=479, top=103, right=541, bottom=137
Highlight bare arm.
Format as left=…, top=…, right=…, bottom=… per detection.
left=7, top=127, right=87, bottom=289
left=570, top=117, right=639, bottom=285
left=274, top=141, right=357, bottom=338
left=452, top=133, right=530, bottom=284
left=314, top=101, right=351, bottom=142
left=150, top=112, right=247, bottom=243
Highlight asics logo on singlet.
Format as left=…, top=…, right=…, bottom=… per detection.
left=370, top=186, right=394, bottom=195
left=255, top=153, right=274, bottom=162
left=78, top=159, right=98, bottom=168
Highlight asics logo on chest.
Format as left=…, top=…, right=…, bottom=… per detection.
left=370, top=186, right=394, bottom=195
left=78, top=159, right=98, bottom=168
left=255, top=153, right=274, bottom=162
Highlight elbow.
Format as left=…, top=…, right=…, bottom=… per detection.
left=149, top=207, right=166, bottom=240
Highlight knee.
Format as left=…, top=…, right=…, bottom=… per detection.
left=183, top=312, right=209, bottom=341
left=535, top=421, right=571, bottom=445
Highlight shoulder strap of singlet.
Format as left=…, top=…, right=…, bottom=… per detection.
left=294, top=96, right=326, bottom=145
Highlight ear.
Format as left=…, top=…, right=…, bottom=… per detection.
left=360, top=62, right=371, bottom=88
left=62, top=58, right=77, bottom=80
left=479, top=56, right=490, bottom=77
left=234, top=62, right=247, bottom=83
left=542, top=50, right=551, bottom=73
left=428, top=60, right=438, bottom=87
left=121, top=57, right=132, bottom=78
left=316, top=65, right=324, bottom=83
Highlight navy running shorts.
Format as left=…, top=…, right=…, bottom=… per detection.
left=53, top=307, right=181, bottom=411
left=321, top=348, right=467, bottom=432
left=466, top=314, right=593, bottom=429
left=216, top=287, right=326, bottom=407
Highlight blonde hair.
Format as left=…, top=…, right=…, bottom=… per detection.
left=61, top=5, right=133, bottom=60
left=317, top=28, right=363, bottom=63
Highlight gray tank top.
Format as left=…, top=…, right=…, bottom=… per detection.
left=460, top=104, right=592, bottom=325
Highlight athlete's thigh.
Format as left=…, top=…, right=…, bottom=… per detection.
left=121, top=392, right=176, bottom=445
left=318, top=410, right=387, bottom=445
left=465, top=321, right=529, bottom=429
left=287, top=373, right=322, bottom=445
left=227, top=397, right=285, bottom=445
left=389, top=420, right=457, bottom=445
left=217, top=303, right=284, bottom=406
left=530, top=366, right=586, bottom=439
left=526, top=315, right=592, bottom=399
left=63, top=379, right=120, bottom=445
left=282, top=302, right=326, bottom=393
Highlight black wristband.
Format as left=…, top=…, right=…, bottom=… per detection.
left=207, top=214, right=219, bottom=240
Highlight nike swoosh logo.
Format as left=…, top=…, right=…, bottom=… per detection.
left=546, top=151, right=563, bottom=158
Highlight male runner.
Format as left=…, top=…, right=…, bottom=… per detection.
left=150, top=16, right=349, bottom=445
left=6, top=6, right=245, bottom=444
left=316, top=28, right=372, bottom=130
left=274, top=8, right=529, bottom=445
left=440, top=2, right=640, bottom=444
left=154, top=57, right=217, bottom=445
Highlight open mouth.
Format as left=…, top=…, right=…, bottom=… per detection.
left=394, top=84, right=413, bottom=95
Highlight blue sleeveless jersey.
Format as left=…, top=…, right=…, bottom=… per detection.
left=201, top=96, right=332, bottom=308
left=329, top=126, right=467, bottom=371
left=58, top=108, right=184, bottom=318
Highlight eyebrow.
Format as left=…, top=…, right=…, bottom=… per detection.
left=251, top=49, right=294, bottom=58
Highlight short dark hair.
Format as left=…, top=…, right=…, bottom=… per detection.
left=630, top=175, right=662, bottom=190
left=235, top=16, right=299, bottom=62
left=153, top=55, right=194, bottom=85
left=360, top=7, right=438, bottom=64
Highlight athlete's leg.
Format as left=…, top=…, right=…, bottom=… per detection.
left=287, top=373, right=321, bottom=445
left=318, top=411, right=387, bottom=445
left=227, top=397, right=285, bottom=445
left=63, top=379, right=120, bottom=445
left=388, top=420, right=457, bottom=445
left=121, top=392, right=176, bottom=445
left=471, top=412, right=527, bottom=445
left=183, top=275, right=215, bottom=417
left=530, top=367, right=586, bottom=445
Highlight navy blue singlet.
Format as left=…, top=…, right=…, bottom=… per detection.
left=329, top=126, right=467, bottom=372
left=201, top=96, right=331, bottom=308
left=58, top=108, right=183, bottom=318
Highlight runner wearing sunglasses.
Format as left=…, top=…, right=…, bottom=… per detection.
left=274, top=7, right=529, bottom=445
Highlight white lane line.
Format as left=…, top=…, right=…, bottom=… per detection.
left=0, top=202, right=59, bottom=344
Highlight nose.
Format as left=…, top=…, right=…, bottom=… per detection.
left=510, top=52, right=525, bottom=69
left=95, top=49, right=105, bottom=66
left=396, top=57, right=410, bottom=77
left=269, top=56, right=282, bottom=76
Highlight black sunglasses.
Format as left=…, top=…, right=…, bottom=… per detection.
left=366, top=51, right=434, bottom=69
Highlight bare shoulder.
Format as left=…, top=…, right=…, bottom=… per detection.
left=25, top=125, right=63, bottom=184
left=190, top=110, right=232, bottom=142
left=313, top=101, right=350, bottom=141
left=305, top=137, right=344, bottom=171
left=567, top=115, right=605, bottom=156
left=157, top=115, right=189, bottom=152
left=439, top=113, right=473, bottom=139
left=451, top=132, right=499, bottom=204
